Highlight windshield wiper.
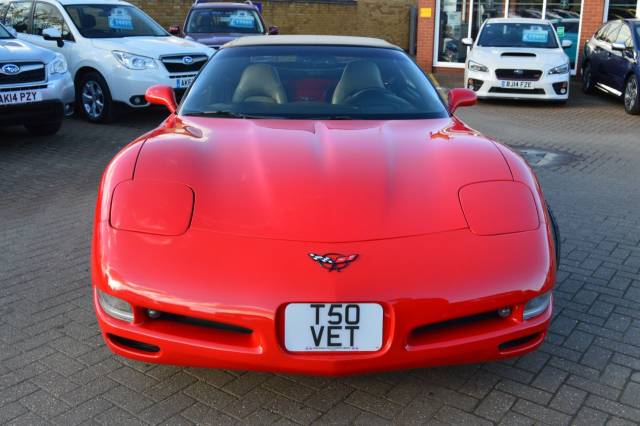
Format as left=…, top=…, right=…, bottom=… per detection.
left=184, top=110, right=269, bottom=119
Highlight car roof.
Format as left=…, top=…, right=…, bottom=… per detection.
left=222, top=35, right=402, bottom=50
left=484, top=17, right=553, bottom=25
left=51, top=0, right=132, bottom=5
left=192, top=2, right=258, bottom=9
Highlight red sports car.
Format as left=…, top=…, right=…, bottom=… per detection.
left=92, top=35, right=558, bottom=376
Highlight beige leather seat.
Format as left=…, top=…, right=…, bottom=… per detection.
left=331, top=60, right=385, bottom=104
left=232, top=64, right=287, bottom=104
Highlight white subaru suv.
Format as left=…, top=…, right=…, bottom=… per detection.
left=1, top=0, right=213, bottom=122
left=463, top=18, right=572, bottom=102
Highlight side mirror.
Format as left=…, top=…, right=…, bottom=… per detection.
left=611, top=42, right=626, bottom=51
left=561, top=39, right=572, bottom=48
left=168, top=24, right=181, bottom=36
left=448, top=88, right=477, bottom=113
left=145, top=85, right=177, bottom=114
left=268, top=26, right=279, bottom=35
left=462, top=37, right=474, bottom=46
left=42, top=27, right=63, bottom=47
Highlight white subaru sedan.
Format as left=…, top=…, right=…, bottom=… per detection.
left=1, top=0, right=213, bottom=122
left=463, top=18, right=572, bottom=102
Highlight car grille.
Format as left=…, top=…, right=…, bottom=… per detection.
left=160, top=55, right=208, bottom=74
left=489, top=87, right=546, bottom=95
left=0, top=62, right=46, bottom=85
left=495, top=69, right=542, bottom=81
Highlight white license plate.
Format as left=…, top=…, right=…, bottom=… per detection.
left=500, top=80, right=534, bottom=89
left=284, top=303, right=383, bottom=352
left=174, top=77, right=195, bottom=89
left=0, top=90, right=43, bottom=105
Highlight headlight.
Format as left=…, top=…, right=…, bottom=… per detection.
left=523, top=292, right=552, bottom=320
left=47, top=54, right=67, bottom=75
left=548, top=64, right=570, bottom=75
left=97, top=289, right=134, bottom=322
left=112, top=51, right=157, bottom=70
left=468, top=60, right=488, bottom=73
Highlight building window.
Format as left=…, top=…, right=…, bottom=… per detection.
left=508, top=0, right=544, bottom=18
left=437, top=0, right=472, bottom=64
left=606, top=0, right=639, bottom=20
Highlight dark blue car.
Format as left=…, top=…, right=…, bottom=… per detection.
left=582, top=19, right=640, bottom=114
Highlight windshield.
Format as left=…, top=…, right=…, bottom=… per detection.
left=186, top=8, right=264, bottom=34
left=180, top=45, right=448, bottom=120
left=0, top=24, right=13, bottom=39
left=64, top=4, right=168, bottom=38
left=478, top=23, right=559, bottom=48
left=635, top=23, right=640, bottom=45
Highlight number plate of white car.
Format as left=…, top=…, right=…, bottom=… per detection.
left=0, top=90, right=42, bottom=105
left=500, top=80, right=534, bottom=89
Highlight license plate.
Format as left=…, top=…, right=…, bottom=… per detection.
left=0, top=90, right=43, bottom=105
left=500, top=80, right=533, bottom=89
left=284, top=303, right=383, bottom=352
left=174, top=77, right=195, bottom=89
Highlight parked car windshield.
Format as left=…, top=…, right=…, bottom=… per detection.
left=64, top=4, right=168, bottom=38
left=186, top=8, right=264, bottom=34
left=0, top=24, right=13, bottom=39
left=635, top=23, right=640, bottom=44
left=180, top=45, right=449, bottom=120
left=478, top=22, right=559, bottom=48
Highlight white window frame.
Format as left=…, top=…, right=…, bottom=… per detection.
left=602, top=0, right=640, bottom=20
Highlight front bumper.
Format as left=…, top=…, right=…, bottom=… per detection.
left=0, top=72, right=74, bottom=125
left=93, top=226, right=555, bottom=376
left=465, top=69, right=570, bottom=100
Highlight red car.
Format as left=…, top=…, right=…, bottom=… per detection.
left=92, top=35, right=558, bottom=376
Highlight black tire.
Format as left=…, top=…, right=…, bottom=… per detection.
left=76, top=71, right=117, bottom=123
left=547, top=207, right=560, bottom=268
left=581, top=63, right=595, bottom=95
left=25, top=121, right=62, bottom=136
left=623, top=75, right=640, bottom=115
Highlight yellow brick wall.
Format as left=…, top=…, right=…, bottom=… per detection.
left=129, top=0, right=416, bottom=50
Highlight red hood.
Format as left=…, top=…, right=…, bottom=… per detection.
left=134, top=117, right=513, bottom=242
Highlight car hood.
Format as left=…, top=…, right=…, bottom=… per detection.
left=0, top=37, right=56, bottom=63
left=185, top=33, right=257, bottom=47
left=133, top=117, right=514, bottom=242
left=469, top=46, right=569, bottom=69
left=91, top=36, right=213, bottom=58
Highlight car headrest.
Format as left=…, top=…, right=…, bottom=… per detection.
left=232, top=64, right=287, bottom=104
left=332, top=60, right=384, bottom=104
left=80, top=14, right=96, bottom=30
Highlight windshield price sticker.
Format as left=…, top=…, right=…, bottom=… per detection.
left=109, top=8, right=134, bottom=30
left=556, top=26, right=565, bottom=37
left=229, top=12, right=255, bottom=29
left=522, top=28, right=549, bottom=43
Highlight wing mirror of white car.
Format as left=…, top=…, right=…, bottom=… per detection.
left=462, top=37, right=474, bottom=46
left=42, top=27, right=64, bottom=47
left=561, top=39, right=573, bottom=49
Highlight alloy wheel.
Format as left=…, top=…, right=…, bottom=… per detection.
left=82, top=80, right=105, bottom=120
left=624, top=78, right=638, bottom=111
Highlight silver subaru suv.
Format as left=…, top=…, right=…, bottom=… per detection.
left=0, top=23, right=73, bottom=136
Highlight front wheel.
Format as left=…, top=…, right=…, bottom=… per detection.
left=581, top=64, right=595, bottom=94
left=25, top=121, right=62, bottom=136
left=623, top=75, right=640, bottom=115
left=76, top=72, right=117, bottom=123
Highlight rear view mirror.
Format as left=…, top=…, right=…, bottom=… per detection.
left=42, top=27, right=64, bottom=47
left=168, top=24, right=181, bottom=36
left=611, top=42, right=626, bottom=51
left=561, top=39, right=572, bottom=48
left=448, top=88, right=477, bottom=113
left=268, top=26, right=279, bottom=35
left=462, top=37, right=474, bottom=46
left=145, top=85, right=177, bottom=114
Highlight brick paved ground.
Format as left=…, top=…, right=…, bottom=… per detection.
left=1, top=79, right=639, bottom=425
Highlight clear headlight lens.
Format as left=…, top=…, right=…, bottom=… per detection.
left=47, top=54, right=68, bottom=75
left=97, top=289, right=134, bottom=322
left=468, top=60, right=489, bottom=73
left=523, top=292, right=552, bottom=320
left=548, top=64, right=570, bottom=75
left=112, top=51, right=157, bottom=70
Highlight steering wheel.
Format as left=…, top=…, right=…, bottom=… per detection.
left=343, top=87, right=389, bottom=105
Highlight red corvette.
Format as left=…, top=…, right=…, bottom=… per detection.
left=92, top=36, right=558, bottom=376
